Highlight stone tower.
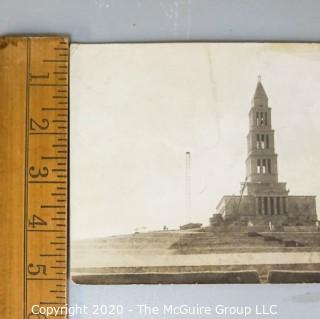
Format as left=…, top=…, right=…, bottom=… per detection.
left=246, top=78, right=278, bottom=183
left=244, top=78, right=289, bottom=215
left=211, top=78, right=317, bottom=228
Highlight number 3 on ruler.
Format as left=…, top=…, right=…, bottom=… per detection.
left=29, top=166, right=49, bottom=178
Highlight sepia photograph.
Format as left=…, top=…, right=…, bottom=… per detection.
left=71, top=43, right=320, bottom=284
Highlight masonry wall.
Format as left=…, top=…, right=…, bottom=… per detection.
left=214, top=195, right=317, bottom=228
left=218, top=196, right=256, bottom=222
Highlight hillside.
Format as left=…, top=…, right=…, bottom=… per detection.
left=71, top=230, right=320, bottom=283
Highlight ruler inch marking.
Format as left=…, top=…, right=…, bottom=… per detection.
left=30, top=83, right=67, bottom=87
left=27, top=278, right=65, bottom=281
left=29, top=180, right=66, bottom=184
left=29, top=132, right=66, bottom=135
left=27, top=229, right=64, bottom=233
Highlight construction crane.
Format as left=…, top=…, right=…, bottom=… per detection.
left=237, top=176, right=248, bottom=213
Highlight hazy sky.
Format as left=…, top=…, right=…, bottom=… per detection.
left=71, top=43, right=320, bottom=240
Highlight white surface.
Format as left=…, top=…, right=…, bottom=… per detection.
left=71, top=43, right=320, bottom=240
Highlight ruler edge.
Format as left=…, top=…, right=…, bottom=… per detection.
left=0, top=35, right=70, bottom=318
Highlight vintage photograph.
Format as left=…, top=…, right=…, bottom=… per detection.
left=71, top=43, right=320, bottom=284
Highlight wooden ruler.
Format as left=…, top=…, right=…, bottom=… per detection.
left=0, top=37, right=69, bottom=318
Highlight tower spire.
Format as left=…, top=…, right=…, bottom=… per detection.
left=252, top=77, right=268, bottom=107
